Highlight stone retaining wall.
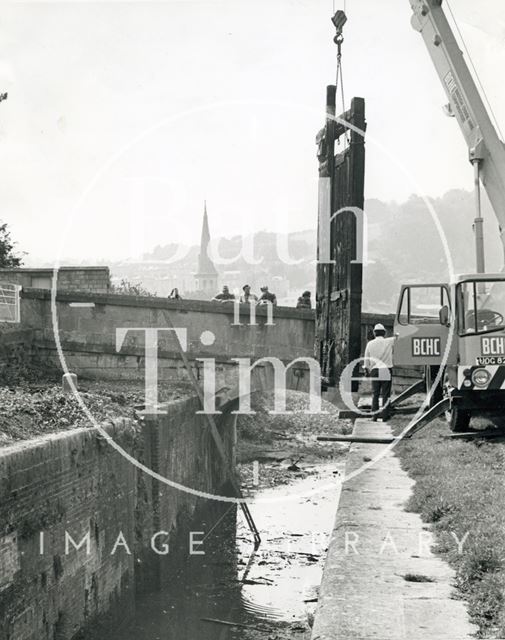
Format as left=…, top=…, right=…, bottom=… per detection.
left=0, top=326, right=39, bottom=383
left=19, top=289, right=317, bottom=393
left=0, top=395, right=236, bottom=640
left=0, top=268, right=110, bottom=294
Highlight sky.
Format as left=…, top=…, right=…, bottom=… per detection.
left=1, top=0, right=504, bottom=262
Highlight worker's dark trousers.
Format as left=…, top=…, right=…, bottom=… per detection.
left=371, top=367, right=393, bottom=419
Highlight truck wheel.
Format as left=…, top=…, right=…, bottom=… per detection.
left=442, top=371, right=470, bottom=433
left=448, top=406, right=471, bottom=433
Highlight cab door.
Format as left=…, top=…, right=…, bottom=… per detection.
left=393, top=284, right=452, bottom=366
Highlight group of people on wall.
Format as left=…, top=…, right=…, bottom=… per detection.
left=211, top=284, right=313, bottom=309
left=168, top=284, right=313, bottom=309
left=212, top=284, right=277, bottom=306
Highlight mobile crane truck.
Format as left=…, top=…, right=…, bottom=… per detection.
left=393, top=0, right=505, bottom=432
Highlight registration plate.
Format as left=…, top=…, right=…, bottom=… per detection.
left=476, top=356, right=505, bottom=365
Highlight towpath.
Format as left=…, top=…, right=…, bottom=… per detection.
left=311, top=418, right=477, bottom=640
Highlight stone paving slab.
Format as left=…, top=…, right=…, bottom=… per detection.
left=311, top=419, right=478, bottom=640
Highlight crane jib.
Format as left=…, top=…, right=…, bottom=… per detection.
left=409, top=0, right=505, bottom=265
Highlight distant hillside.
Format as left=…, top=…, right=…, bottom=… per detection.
left=108, top=188, right=501, bottom=311
left=363, top=189, right=502, bottom=312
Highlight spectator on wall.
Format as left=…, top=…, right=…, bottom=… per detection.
left=212, top=285, right=235, bottom=303
left=296, top=291, right=312, bottom=309
left=240, top=284, right=258, bottom=304
left=258, top=285, right=277, bottom=306
left=168, top=288, right=181, bottom=300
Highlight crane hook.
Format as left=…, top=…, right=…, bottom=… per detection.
left=332, top=10, right=347, bottom=55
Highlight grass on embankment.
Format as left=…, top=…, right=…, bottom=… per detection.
left=0, top=381, right=193, bottom=445
left=392, top=416, right=505, bottom=638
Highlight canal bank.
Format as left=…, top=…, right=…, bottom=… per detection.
left=311, top=418, right=477, bottom=640
left=87, top=390, right=350, bottom=640
left=102, top=462, right=345, bottom=640
left=0, top=392, right=237, bottom=640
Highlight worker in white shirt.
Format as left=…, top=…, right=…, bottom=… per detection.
left=363, top=323, right=395, bottom=421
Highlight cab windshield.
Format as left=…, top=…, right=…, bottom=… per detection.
left=458, top=280, right=505, bottom=335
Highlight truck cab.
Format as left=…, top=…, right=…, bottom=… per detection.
left=394, top=274, right=505, bottom=431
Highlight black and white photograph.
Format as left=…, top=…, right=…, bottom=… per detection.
left=1, top=1, right=505, bottom=638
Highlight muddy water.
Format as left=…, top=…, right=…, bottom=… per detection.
left=105, top=463, right=342, bottom=640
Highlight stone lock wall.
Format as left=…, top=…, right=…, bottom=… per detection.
left=0, top=421, right=137, bottom=640
left=0, top=396, right=236, bottom=640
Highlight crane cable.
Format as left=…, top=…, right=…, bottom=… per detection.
left=445, top=0, right=505, bottom=142
left=334, top=19, right=348, bottom=144
left=335, top=38, right=347, bottom=138
left=332, top=0, right=346, bottom=13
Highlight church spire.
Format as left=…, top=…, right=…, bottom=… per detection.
left=200, top=200, right=211, bottom=258
left=195, top=201, right=218, bottom=293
